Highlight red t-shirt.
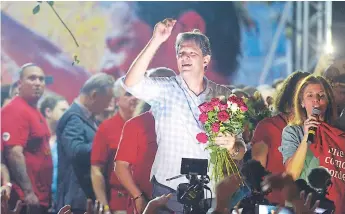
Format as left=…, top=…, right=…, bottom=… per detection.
left=115, top=112, right=157, bottom=198
left=91, top=113, right=126, bottom=211
left=251, top=113, right=287, bottom=205
left=1, top=96, right=52, bottom=207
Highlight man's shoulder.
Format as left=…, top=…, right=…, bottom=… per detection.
left=207, top=80, right=232, bottom=96
left=1, top=97, right=33, bottom=119
left=126, top=111, right=154, bottom=129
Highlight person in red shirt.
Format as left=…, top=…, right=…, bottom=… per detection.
left=1, top=63, right=52, bottom=214
left=114, top=67, right=176, bottom=214
left=251, top=71, right=310, bottom=205
left=91, top=78, right=139, bottom=213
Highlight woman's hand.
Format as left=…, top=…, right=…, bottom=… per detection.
left=303, top=115, right=320, bottom=139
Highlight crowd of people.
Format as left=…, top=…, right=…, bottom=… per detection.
left=1, top=17, right=345, bottom=214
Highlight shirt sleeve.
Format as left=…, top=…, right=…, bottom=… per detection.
left=121, top=76, right=171, bottom=105
left=91, top=122, right=109, bottom=166
left=251, top=119, right=272, bottom=147
left=115, top=120, right=138, bottom=164
left=279, top=125, right=304, bottom=164
left=1, top=109, right=29, bottom=148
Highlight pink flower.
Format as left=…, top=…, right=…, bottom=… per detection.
left=240, top=105, right=248, bottom=112
left=210, top=98, right=220, bottom=107
left=199, top=113, right=208, bottom=123
left=198, top=102, right=214, bottom=113
left=219, top=101, right=228, bottom=111
left=211, top=123, right=220, bottom=132
left=217, top=111, right=230, bottom=122
left=196, top=132, right=208, bottom=144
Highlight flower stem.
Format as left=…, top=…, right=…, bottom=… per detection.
left=47, top=1, right=79, bottom=47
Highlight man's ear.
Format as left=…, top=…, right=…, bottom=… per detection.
left=176, top=10, right=206, bottom=33
left=203, top=55, right=211, bottom=69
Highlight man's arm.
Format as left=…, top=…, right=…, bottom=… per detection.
left=229, top=139, right=246, bottom=160
left=124, top=19, right=176, bottom=87
left=6, top=146, right=39, bottom=205
left=115, top=161, right=148, bottom=213
left=90, top=165, right=109, bottom=207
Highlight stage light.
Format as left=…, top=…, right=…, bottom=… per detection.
left=324, top=43, right=334, bottom=54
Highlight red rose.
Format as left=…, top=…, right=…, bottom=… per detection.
left=219, top=101, right=228, bottom=111
left=211, top=123, right=220, bottom=132
left=228, top=95, right=241, bottom=104
left=210, top=98, right=220, bottom=107
left=217, top=111, right=230, bottom=122
left=240, top=105, right=248, bottom=112
left=198, top=102, right=208, bottom=113
left=198, top=102, right=214, bottom=113
left=199, top=113, right=208, bottom=123
left=196, top=132, right=208, bottom=144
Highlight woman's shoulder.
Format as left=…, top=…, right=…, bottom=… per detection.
left=282, top=125, right=304, bottom=141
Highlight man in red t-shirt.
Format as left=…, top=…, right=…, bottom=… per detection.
left=251, top=114, right=287, bottom=204
left=115, top=110, right=157, bottom=213
left=114, top=67, right=176, bottom=213
left=91, top=78, right=139, bottom=213
left=1, top=63, right=52, bottom=214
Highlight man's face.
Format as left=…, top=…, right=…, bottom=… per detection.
left=18, top=66, right=45, bottom=101
left=176, top=40, right=208, bottom=76
left=50, top=100, right=69, bottom=122
left=116, top=90, right=138, bottom=116
left=90, top=87, right=114, bottom=114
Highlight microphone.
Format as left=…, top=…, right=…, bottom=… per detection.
left=307, top=108, right=321, bottom=143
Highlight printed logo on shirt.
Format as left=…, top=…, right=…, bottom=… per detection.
left=2, top=132, right=10, bottom=142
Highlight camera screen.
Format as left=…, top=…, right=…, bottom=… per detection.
left=180, top=158, right=208, bottom=175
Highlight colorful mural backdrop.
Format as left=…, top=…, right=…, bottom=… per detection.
left=1, top=1, right=290, bottom=102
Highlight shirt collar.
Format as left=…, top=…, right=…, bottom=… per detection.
left=175, top=75, right=212, bottom=96
left=74, top=98, right=93, bottom=119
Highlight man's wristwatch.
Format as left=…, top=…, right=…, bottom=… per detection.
left=230, top=145, right=240, bottom=158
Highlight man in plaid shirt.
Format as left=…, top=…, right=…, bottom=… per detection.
left=122, top=18, right=246, bottom=213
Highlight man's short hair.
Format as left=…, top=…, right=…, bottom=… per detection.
left=39, top=95, right=66, bottom=117
left=80, top=73, right=115, bottom=95
left=18, top=63, right=39, bottom=79
left=113, top=78, right=125, bottom=99
left=145, top=67, right=176, bottom=77
left=175, top=29, right=212, bottom=57
left=323, top=57, right=345, bottom=87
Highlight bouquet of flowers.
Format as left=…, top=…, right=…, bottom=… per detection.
left=196, top=95, right=248, bottom=183
left=243, top=91, right=272, bottom=132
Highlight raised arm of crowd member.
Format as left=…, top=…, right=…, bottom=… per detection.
left=279, top=76, right=337, bottom=180
left=211, top=174, right=242, bottom=214
left=1, top=191, right=23, bottom=214
left=261, top=173, right=320, bottom=214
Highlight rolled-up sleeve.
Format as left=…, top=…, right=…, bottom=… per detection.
left=121, top=76, right=171, bottom=105
left=279, top=125, right=304, bottom=164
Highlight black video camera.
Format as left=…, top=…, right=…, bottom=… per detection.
left=176, top=158, right=211, bottom=214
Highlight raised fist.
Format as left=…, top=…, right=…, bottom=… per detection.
left=152, top=18, right=176, bottom=44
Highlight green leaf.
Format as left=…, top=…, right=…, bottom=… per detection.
left=47, top=1, right=54, bottom=6
left=33, top=5, right=40, bottom=14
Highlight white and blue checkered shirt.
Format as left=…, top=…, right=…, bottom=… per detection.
left=121, top=75, right=245, bottom=195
